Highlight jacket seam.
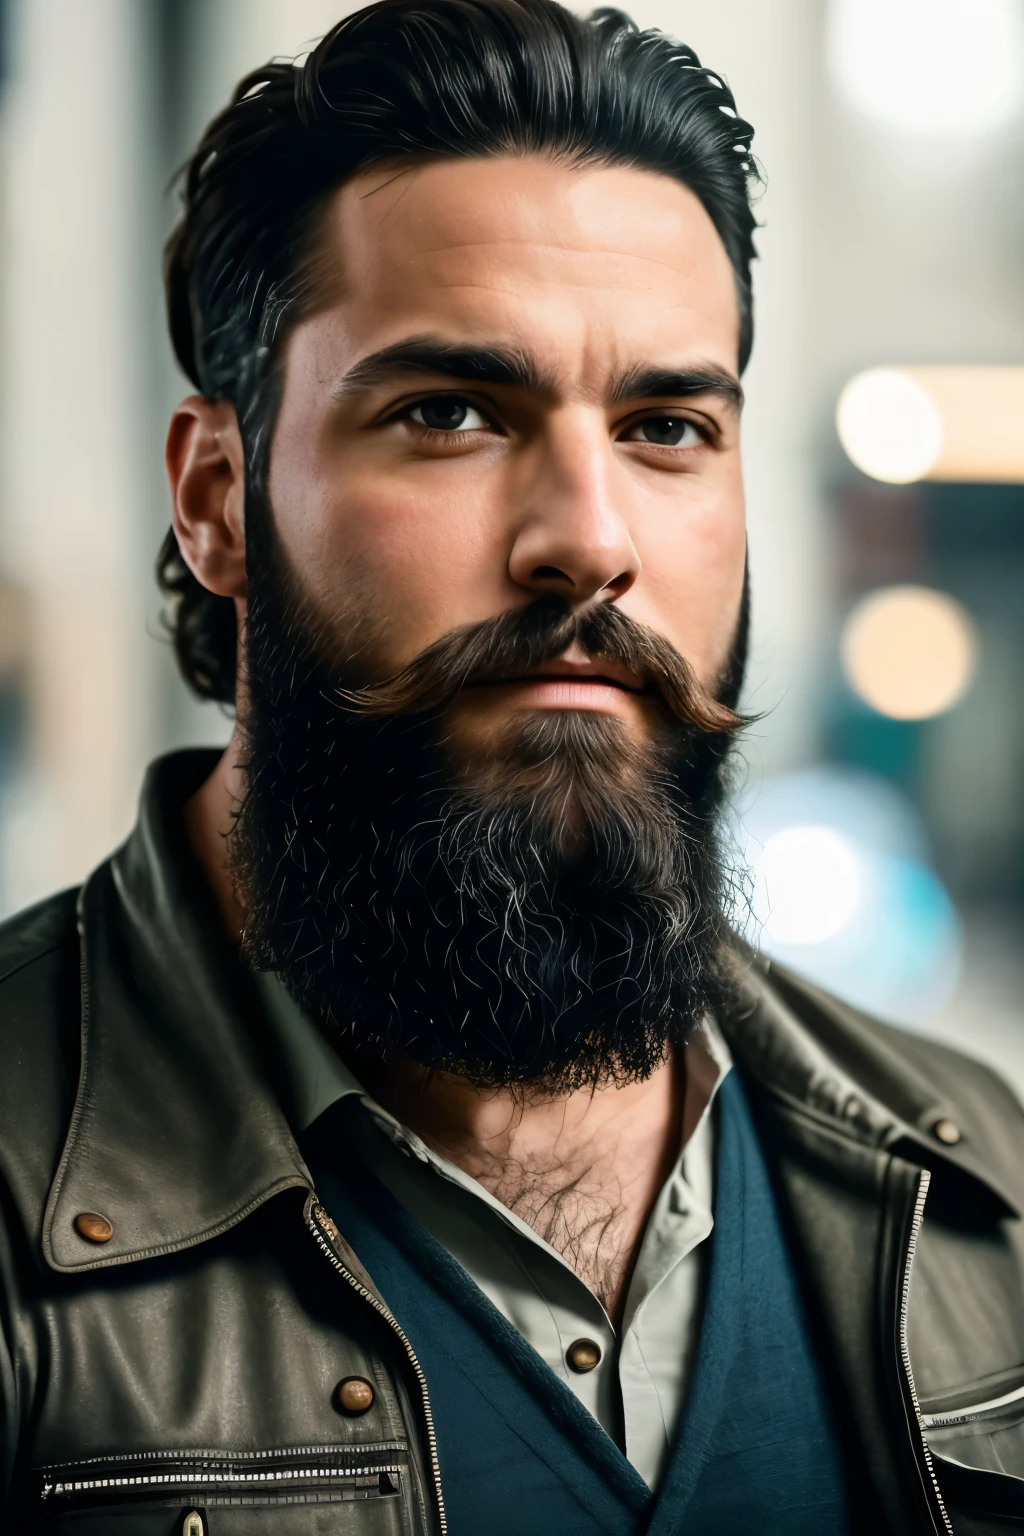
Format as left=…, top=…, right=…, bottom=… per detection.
left=0, top=937, right=72, bottom=994
left=45, top=1172, right=313, bottom=1274
left=39, top=886, right=98, bottom=1272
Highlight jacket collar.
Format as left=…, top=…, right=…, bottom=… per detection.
left=43, top=751, right=311, bottom=1273
left=722, top=951, right=1021, bottom=1216
left=42, top=751, right=1017, bottom=1274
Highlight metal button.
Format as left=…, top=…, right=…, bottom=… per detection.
left=566, top=1338, right=602, bottom=1373
left=74, top=1212, right=114, bottom=1243
left=932, top=1117, right=962, bottom=1146
left=336, top=1376, right=375, bottom=1414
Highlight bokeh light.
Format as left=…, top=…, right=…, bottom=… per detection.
left=732, top=766, right=962, bottom=1025
left=836, top=369, right=943, bottom=484
left=826, top=0, right=1024, bottom=139
left=756, top=826, right=862, bottom=945
left=837, top=366, right=1024, bottom=484
left=841, top=585, right=978, bottom=720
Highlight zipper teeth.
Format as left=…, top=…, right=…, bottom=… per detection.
left=899, top=1170, right=953, bottom=1536
left=922, top=1381, right=1024, bottom=1429
left=40, top=1444, right=406, bottom=1473
left=45, top=1467, right=402, bottom=1497
left=306, top=1199, right=447, bottom=1536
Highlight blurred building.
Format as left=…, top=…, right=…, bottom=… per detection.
left=1, top=0, right=1022, bottom=1088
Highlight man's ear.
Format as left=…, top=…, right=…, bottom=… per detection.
left=166, top=396, right=247, bottom=599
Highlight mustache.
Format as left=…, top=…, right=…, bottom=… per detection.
left=335, top=595, right=745, bottom=734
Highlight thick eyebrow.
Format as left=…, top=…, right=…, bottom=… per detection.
left=609, top=363, right=744, bottom=412
left=332, top=336, right=554, bottom=398
left=331, top=335, right=743, bottom=413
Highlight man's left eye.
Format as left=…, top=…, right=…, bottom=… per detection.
left=409, top=397, right=489, bottom=432
left=625, top=416, right=702, bottom=447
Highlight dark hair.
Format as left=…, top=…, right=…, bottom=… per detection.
left=159, top=0, right=759, bottom=703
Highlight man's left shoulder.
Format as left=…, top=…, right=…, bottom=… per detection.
left=766, top=960, right=1024, bottom=1175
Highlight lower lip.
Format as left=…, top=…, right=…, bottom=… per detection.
left=492, top=679, right=637, bottom=711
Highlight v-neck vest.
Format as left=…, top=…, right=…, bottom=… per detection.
left=307, top=1070, right=852, bottom=1535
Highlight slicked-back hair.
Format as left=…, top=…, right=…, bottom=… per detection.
left=159, top=0, right=759, bottom=704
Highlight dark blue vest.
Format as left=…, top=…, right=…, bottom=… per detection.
left=308, top=1072, right=852, bottom=1535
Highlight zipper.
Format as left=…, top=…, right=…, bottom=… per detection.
left=922, top=1380, right=1024, bottom=1430
left=898, top=1169, right=953, bottom=1535
left=41, top=1462, right=403, bottom=1497
left=37, top=1449, right=402, bottom=1511
left=304, top=1192, right=447, bottom=1535
left=39, top=1447, right=403, bottom=1511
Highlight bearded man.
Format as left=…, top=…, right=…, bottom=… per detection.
left=2, top=2, right=1024, bottom=1532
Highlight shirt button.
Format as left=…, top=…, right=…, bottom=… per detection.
left=932, top=1117, right=962, bottom=1146
left=74, top=1212, right=114, bottom=1243
left=335, top=1376, right=375, bottom=1415
left=566, top=1339, right=602, bottom=1373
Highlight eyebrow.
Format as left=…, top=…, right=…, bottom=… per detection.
left=609, top=363, right=744, bottom=412
left=332, top=334, right=743, bottom=411
left=332, top=337, right=553, bottom=397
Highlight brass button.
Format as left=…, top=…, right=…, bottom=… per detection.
left=74, top=1212, right=114, bottom=1244
left=932, top=1117, right=962, bottom=1146
left=335, top=1376, right=375, bottom=1415
left=566, top=1338, right=602, bottom=1373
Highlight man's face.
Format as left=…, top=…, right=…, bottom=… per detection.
left=227, top=153, right=747, bottom=1090
left=267, top=154, right=745, bottom=755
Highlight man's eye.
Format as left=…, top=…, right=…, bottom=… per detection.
left=408, top=396, right=489, bottom=433
left=625, top=416, right=703, bottom=448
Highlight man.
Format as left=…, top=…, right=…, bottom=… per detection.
left=2, top=1, right=1023, bottom=1531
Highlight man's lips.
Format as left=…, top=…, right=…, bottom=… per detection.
left=466, top=653, right=647, bottom=710
left=475, top=654, right=646, bottom=693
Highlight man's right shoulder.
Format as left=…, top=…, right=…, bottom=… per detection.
left=0, top=887, right=83, bottom=1222
left=0, top=885, right=80, bottom=990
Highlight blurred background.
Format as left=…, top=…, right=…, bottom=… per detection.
left=1, top=0, right=1022, bottom=1090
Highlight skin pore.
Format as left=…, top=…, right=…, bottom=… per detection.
left=170, top=154, right=746, bottom=1321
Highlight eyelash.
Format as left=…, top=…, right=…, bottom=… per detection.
left=392, top=395, right=715, bottom=448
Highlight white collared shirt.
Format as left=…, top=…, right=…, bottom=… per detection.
left=257, top=973, right=730, bottom=1491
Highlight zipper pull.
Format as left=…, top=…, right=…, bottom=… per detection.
left=183, top=1511, right=206, bottom=1536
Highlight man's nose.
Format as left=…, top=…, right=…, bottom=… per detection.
left=507, top=415, right=641, bottom=605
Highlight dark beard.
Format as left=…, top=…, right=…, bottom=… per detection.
left=230, top=529, right=748, bottom=1093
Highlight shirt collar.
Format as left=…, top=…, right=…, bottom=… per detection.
left=255, top=969, right=367, bottom=1131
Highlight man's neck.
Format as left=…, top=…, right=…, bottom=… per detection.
left=359, top=1052, right=686, bottom=1323
left=185, top=733, right=247, bottom=939
left=186, top=739, right=687, bottom=1323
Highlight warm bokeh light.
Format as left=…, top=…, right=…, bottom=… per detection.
left=841, top=585, right=978, bottom=720
left=836, top=369, right=943, bottom=484
left=826, top=0, right=1024, bottom=138
left=837, top=365, right=1024, bottom=484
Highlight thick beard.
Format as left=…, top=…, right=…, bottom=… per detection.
left=230, top=535, right=745, bottom=1094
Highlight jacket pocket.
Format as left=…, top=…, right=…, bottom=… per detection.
left=921, top=1366, right=1024, bottom=1520
left=36, top=1444, right=409, bottom=1536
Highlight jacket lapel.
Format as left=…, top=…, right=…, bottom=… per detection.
left=43, top=752, right=310, bottom=1274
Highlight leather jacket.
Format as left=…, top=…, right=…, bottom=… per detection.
left=2, top=750, right=1023, bottom=1535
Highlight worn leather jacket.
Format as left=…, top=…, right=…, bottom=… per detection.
left=2, top=751, right=1024, bottom=1535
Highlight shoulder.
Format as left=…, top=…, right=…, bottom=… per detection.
left=0, top=885, right=79, bottom=983
left=0, top=888, right=83, bottom=1230
left=769, top=960, right=1019, bottom=1100
left=764, top=960, right=1024, bottom=1185
left=0, top=885, right=81, bottom=1053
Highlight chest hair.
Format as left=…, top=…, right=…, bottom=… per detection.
left=462, top=1149, right=647, bottom=1321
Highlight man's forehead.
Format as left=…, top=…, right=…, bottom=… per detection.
left=300, top=155, right=741, bottom=384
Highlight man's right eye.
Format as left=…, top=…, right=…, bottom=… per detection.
left=408, top=396, right=489, bottom=432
